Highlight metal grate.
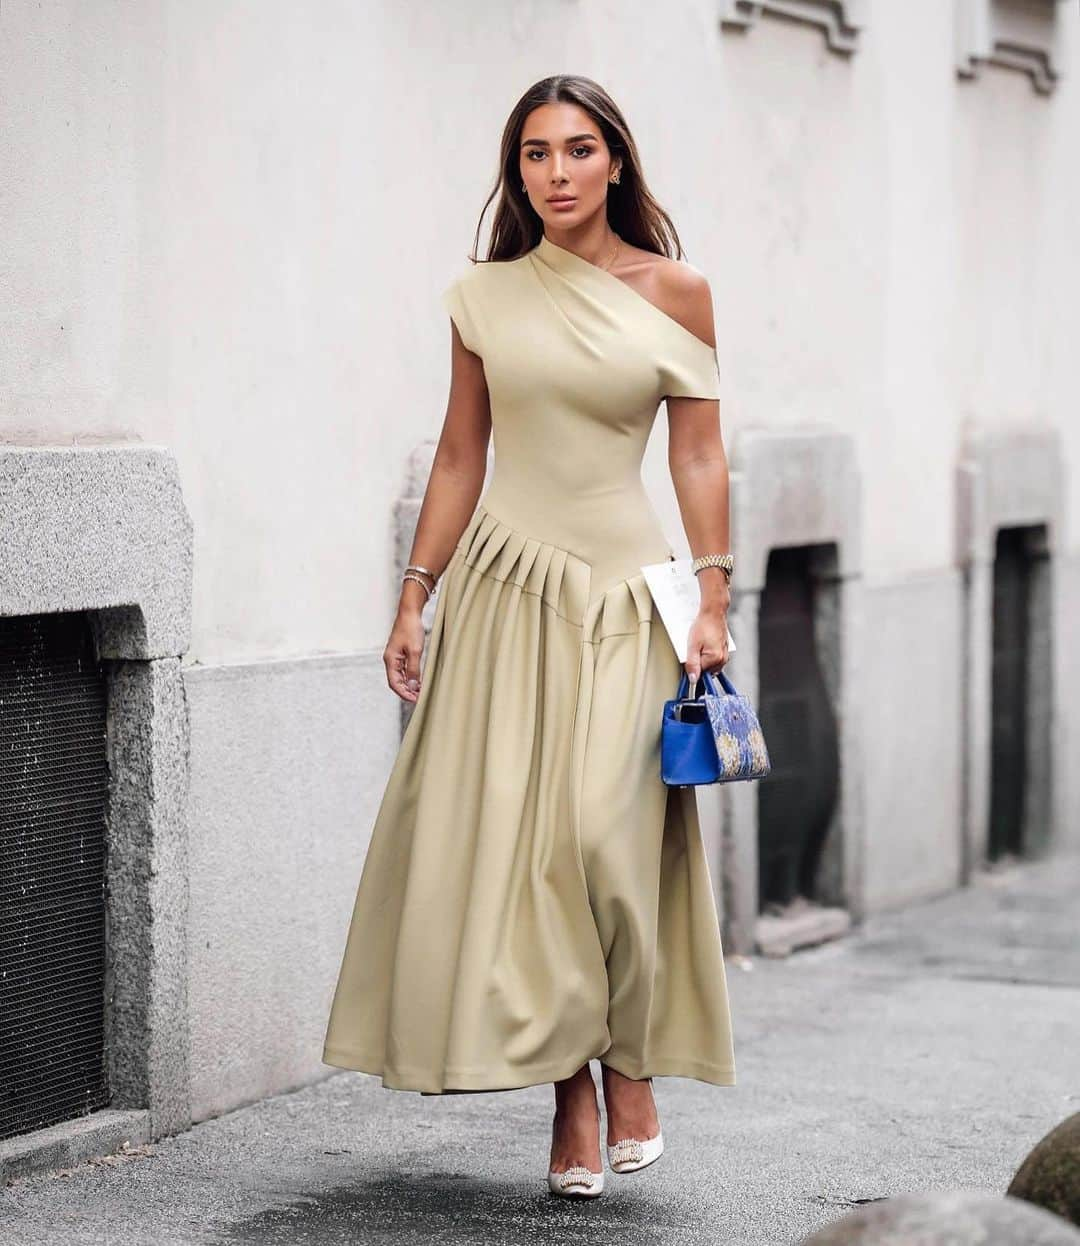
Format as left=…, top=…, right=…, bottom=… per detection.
left=0, top=612, right=110, bottom=1142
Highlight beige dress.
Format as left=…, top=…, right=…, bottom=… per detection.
left=322, top=233, right=736, bottom=1094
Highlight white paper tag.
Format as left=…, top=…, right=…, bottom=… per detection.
left=640, top=557, right=736, bottom=663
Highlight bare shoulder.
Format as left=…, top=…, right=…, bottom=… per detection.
left=654, top=256, right=716, bottom=346
left=616, top=243, right=716, bottom=347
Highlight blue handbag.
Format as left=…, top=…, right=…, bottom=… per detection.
left=661, top=668, right=771, bottom=787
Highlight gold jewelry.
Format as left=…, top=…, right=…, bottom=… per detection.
left=401, top=571, right=433, bottom=599
left=599, top=235, right=620, bottom=272
left=609, top=165, right=621, bottom=184
left=405, top=563, right=436, bottom=583
left=692, top=553, right=734, bottom=582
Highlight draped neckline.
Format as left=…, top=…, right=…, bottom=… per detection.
left=531, top=233, right=717, bottom=356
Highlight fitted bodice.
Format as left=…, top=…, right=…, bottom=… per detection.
left=442, top=234, right=722, bottom=600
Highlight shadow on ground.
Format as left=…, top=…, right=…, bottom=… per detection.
left=220, top=1170, right=683, bottom=1246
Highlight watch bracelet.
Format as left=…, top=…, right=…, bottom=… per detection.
left=691, top=552, right=734, bottom=581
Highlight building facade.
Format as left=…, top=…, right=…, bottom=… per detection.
left=1, top=0, right=1077, bottom=1175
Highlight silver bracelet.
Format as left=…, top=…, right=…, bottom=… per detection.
left=403, top=562, right=439, bottom=597
left=401, top=571, right=433, bottom=599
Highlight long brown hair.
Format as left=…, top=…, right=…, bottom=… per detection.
left=466, top=75, right=686, bottom=265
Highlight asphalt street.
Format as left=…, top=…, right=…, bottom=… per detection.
left=3, top=852, right=1078, bottom=1246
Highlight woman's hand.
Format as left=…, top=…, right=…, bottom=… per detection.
left=384, top=603, right=427, bottom=703
left=684, top=600, right=730, bottom=682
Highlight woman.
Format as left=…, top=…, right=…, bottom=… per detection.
left=322, top=74, right=736, bottom=1199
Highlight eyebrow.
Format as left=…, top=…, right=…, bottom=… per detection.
left=520, top=132, right=599, bottom=149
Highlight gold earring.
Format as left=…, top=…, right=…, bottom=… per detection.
left=609, top=167, right=621, bottom=185
left=521, top=181, right=526, bottom=192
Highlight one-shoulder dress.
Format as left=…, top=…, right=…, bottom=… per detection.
left=322, top=233, right=736, bottom=1094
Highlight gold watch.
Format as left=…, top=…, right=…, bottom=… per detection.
left=691, top=553, right=734, bottom=582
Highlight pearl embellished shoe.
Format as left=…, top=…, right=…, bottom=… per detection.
left=547, top=1163, right=604, bottom=1197
left=547, top=1116, right=604, bottom=1198
left=607, top=1130, right=664, bottom=1174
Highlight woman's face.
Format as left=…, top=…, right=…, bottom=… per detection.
left=519, top=101, right=620, bottom=230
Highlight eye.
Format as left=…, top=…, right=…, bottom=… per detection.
left=571, top=145, right=594, bottom=158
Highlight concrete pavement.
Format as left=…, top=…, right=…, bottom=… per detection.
left=2, top=852, right=1078, bottom=1245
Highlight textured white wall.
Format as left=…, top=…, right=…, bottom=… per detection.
left=2, top=0, right=1077, bottom=652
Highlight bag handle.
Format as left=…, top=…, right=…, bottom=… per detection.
left=676, top=666, right=739, bottom=701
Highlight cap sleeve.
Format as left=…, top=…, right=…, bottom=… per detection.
left=658, top=333, right=722, bottom=401
left=441, top=271, right=482, bottom=356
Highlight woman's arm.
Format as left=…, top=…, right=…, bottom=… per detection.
left=664, top=271, right=732, bottom=681
left=385, top=320, right=491, bottom=702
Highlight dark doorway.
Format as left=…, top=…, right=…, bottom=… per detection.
left=989, top=523, right=1051, bottom=861
left=756, top=545, right=840, bottom=911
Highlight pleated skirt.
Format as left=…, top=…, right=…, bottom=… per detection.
left=321, top=503, right=736, bottom=1093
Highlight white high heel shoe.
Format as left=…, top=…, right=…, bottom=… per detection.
left=607, top=1129, right=664, bottom=1174
left=546, top=1116, right=604, bottom=1198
